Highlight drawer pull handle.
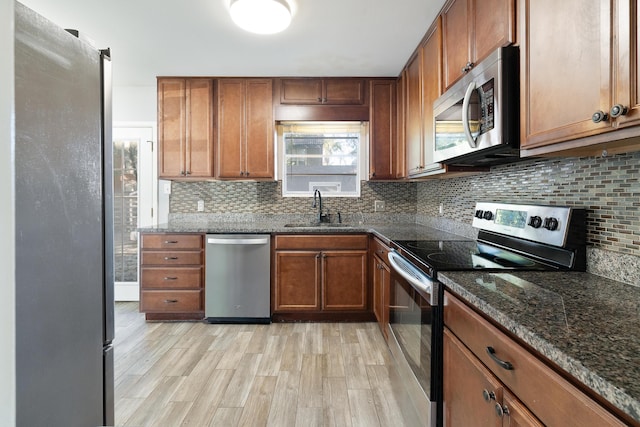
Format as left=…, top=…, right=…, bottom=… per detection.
left=164, top=277, right=178, bottom=280
left=486, top=346, right=514, bottom=370
left=164, top=299, right=178, bottom=304
left=164, top=240, right=179, bottom=244
left=164, top=256, right=179, bottom=260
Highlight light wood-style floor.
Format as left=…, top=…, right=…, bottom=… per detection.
left=114, top=302, right=418, bottom=426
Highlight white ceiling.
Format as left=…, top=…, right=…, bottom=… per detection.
left=18, top=0, right=446, bottom=87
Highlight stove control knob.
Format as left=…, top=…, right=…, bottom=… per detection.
left=475, top=209, right=484, bottom=219
left=528, top=216, right=543, bottom=228
left=543, top=217, right=559, bottom=231
left=483, top=211, right=494, bottom=220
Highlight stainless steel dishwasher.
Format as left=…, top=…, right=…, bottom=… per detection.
left=205, top=234, right=271, bottom=323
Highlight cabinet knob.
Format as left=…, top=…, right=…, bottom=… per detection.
left=591, top=110, right=609, bottom=123
left=246, top=171, right=250, bottom=176
left=610, top=104, right=629, bottom=118
left=482, top=389, right=496, bottom=402
left=180, top=170, right=185, bottom=176
left=164, top=299, right=178, bottom=304
left=371, top=172, right=376, bottom=177
left=240, top=171, right=244, bottom=176
left=164, top=256, right=179, bottom=260
left=461, top=62, right=474, bottom=73
left=317, top=97, right=322, bottom=102
left=164, top=276, right=178, bottom=280
left=494, top=403, right=505, bottom=418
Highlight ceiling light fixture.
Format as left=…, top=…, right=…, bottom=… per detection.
left=230, top=0, right=292, bottom=35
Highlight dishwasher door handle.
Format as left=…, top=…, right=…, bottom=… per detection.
left=207, top=237, right=269, bottom=245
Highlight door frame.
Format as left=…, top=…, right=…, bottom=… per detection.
left=112, top=122, right=157, bottom=301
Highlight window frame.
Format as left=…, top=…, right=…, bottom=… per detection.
left=277, top=121, right=369, bottom=198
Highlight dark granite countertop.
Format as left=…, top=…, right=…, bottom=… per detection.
left=439, top=270, right=640, bottom=425
left=138, top=221, right=471, bottom=244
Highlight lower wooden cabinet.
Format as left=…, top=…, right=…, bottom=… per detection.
left=370, top=237, right=392, bottom=339
left=139, top=232, right=204, bottom=320
left=272, top=234, right=370, bottom=320
left=444, top=291, right=628, bottom=426
left=444, top=328, right=542, bottom=427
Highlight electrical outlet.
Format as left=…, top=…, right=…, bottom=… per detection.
left=374, top=200, right=385, bottom=212
left=162, top=181, right=172, bottom=194
left=197, top=200, right=205, bottom=212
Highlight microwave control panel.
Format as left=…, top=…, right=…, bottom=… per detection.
left=478, top=79, right=495, bottom=134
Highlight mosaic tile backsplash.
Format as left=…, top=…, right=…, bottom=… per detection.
left=169, top=151, right=640, bottom=257
left=170, top=180, right=417, bottom=216
left=418, top=151, right=640, bottom=256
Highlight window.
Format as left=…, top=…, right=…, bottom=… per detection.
left=280, top=121, right=366, bottom=197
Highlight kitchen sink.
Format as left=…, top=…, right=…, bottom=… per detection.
left=283, top=223, right=355, bottom=228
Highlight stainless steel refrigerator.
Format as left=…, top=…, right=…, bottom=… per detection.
left=14, top=2, right=114, bottom=426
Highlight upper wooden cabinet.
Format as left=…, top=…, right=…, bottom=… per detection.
left=369, top=79, right=401, bottom=180
left=157, top=78, right=214, bottom=179
left=216, top=78, right=274, bottom=179
left=442, top=0, right=515, bottom=89
left=520, top=0, right=640, bottom=157
left=405, top=18, right=447, bottom=178
left=279, top=78, right=366, bottom=105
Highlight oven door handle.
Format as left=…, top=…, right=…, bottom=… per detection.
left=462, top=81, right=478, bottom=149
left=388, top=250, right=435, bottom=297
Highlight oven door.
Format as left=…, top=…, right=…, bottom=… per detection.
left=387, top=250, right=441, bottom=427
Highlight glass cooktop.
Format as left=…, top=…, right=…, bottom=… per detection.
left=393, top=240, right=556, bottom=272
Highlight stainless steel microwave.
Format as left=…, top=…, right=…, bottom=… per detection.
left=433, top=46, right=520, bottom=166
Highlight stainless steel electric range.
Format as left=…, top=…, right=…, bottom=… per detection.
left=386, top=202, right=587, bottom=427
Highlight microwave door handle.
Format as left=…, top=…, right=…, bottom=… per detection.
left=462, top=81, right=478, bottom=148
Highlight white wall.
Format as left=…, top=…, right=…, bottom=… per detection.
left=113, top=85, right=156, bottom=123
left=0, top=0, right=16, bottom=425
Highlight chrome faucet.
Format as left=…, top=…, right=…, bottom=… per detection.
left=312, top=189, right=326, bottom=223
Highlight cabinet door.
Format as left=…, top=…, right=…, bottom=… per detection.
left=324, top=79, right=366, bottom=104
left=613, top=0, right=640, bottom=128
left=520, top=0, right=613, bottom=149
left=442, top=0, right=471, bottom=89
left=502, top=391, right=544, bottom=427
left=372, top=253, right=390, bottom=338
left=280, top=78, right=323, bottom=104
left=245, top=79, right=274, bottom=178
left=443, top=328, right=503, bottom=427
left=158, top=78, right=186, bottom=178
left=322, top=250, right=368, bottom=311
left=217, top=79, right=245, bottom=178
left=396, top=73, right=406, bottom=177
left=405, top=52, right=423, bottom=176
left=273, top=251, right=321, bottom=311
left=369, top=79, right=398, bottom=179
left=473, top=0, right=515, bottom=67
left=421, top=18, right=446, bottom=173
left=185, top=79, right=214, bottom=177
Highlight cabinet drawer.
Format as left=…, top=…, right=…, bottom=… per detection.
left=275, top=234, right=368, bottom=250
left=140, top=267, right=203, bottom=289
left=140, top=251, right=202, bottom=266
left=444, top=292, right=626, bottom=427
left=141, top=233, right=203, bottom=249
left=140, top=290, right=202, bottom=313
left=371, top=237, right=391, bottom=263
